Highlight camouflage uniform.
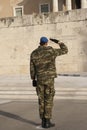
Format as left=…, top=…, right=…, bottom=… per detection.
left=30, top=42, right=68, bottom=119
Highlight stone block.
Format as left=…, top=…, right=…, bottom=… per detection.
left=0, top=9, right=87, bottom=75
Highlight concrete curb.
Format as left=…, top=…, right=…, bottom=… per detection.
left=0, top=100, right=12, bottom=104
left=58, top=73, right=87, bottom=77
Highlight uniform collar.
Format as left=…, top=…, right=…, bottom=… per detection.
left=38, top=45, right=48, bottom=49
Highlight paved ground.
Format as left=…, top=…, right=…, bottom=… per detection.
left=0, top=100, right=87, bottom=130
left=0, top=74, right=87, bottom=130
left=0, top=74, right=87, bottom=101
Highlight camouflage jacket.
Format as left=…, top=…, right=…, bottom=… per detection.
left=30, top=43, right=68, bottom=80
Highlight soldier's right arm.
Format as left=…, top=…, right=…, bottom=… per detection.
left=53, top=42, right=68, bottom=57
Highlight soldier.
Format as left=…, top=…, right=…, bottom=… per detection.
left=30, top=37, right=68, bottom=128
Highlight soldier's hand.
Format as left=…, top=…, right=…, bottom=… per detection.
left=32, top=80, right=37, bottom=87
left=50, top=38, right=59, bottom=43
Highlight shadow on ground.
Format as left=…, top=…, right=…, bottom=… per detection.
left=0, top=110, right=40, bottom=126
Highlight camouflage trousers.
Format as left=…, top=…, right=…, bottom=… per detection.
left=36, top=78, right=55, bottom=119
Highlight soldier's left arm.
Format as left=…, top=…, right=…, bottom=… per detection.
left=30, top=55, right=36, bottom=80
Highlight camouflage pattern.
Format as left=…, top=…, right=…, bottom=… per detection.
left=36, top=78, right=55, bottom=119
left=30, top=42, right=68, bottom=119
left=30, top=43, right=68, bottom=80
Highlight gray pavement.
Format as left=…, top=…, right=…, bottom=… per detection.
left=0, top=74, right=87, bottom=130
left=0, top=74, right=87, bottom=101
left=0, top=100, right=87, bottom=130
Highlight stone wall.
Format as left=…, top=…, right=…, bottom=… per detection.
left=0, top=9, right=87, bottom=76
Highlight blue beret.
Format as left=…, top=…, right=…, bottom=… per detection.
left=40, top=37, right=48, bottom=43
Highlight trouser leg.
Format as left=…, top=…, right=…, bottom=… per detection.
left=36, top=78, right=55, bottom=119
left=37, top=81, right=55, bottom=128
left=38, top=91, right=54, bottom=119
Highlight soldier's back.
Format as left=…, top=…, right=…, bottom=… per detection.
left=31, top=46, right=57, bottom=79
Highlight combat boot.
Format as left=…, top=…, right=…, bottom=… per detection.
left=43, top=118, right=55, bottom=128
left=42, top=118, right=46, bottom=128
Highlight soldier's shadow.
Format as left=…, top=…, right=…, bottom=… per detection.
left=0, top=110, right=40, bottom=126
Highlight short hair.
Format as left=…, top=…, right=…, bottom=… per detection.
left=40, top=42, right=46, bottom=46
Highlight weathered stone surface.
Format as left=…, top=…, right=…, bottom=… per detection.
left=0, top=9, right=87, bottom=75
